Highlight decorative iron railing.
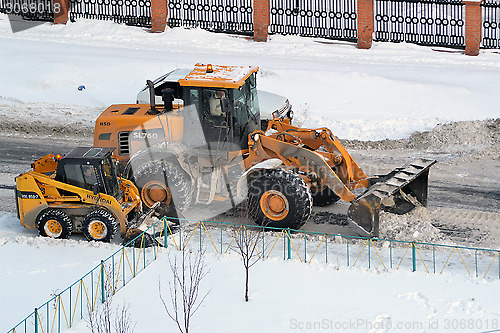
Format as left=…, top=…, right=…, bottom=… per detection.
left=482, top=0, right=500, bottom=48
left=167, top=0, right=254, bottom=35
left=374, top=0, right=466, bottom=47
left=269, top=0, right=358, bottom=41
left=69, top=0, right=152, bottom=28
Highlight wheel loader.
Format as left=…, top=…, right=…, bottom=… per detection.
left=93, top=63, right=435, bottom=237
left=15, top=147, right=167, bottom=243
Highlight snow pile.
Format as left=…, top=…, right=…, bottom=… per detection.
left=0, top=98, right=98, bottom=137
left=408, top=118, right=500, bottom=152
left=379, top=207, right=445, bottom=244
left=344, top=118, right=500, bottom=151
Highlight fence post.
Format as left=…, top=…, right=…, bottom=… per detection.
left=34, top=308, right=38, bottom=333
left=368, top=239, right=371, bottom=269
left=464, top=0, right=482, bottom=56
left=199, top=222, right=201, bottom=252
left=357, top=0, right=374, bottom=49
left=287, top=228, right=291, bottom=260
left=412, top=243, right=416, bottom=272
left=101, top=260, right=105, bottom=303
left=164, top=219, right=168, bottom=248
left=346, top=237, right=350, bottom=266
left=253, top=0, right=270, bottom=42
left=53, top=0, right=70, bottom=25
left=151, top=0, right=168, bottom=33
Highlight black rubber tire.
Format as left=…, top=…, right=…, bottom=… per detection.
left=82, top=209, right=118, bottom=242
left=311, top=187, right=341, bottom=207
left=248, top=169, right=312, bottom=229
left=133, top=160, right=192, bottom=212
left=37, top=209, right=72, bottom=239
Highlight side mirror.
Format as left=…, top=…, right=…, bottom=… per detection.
left=92, top=183, right=99, bottom=195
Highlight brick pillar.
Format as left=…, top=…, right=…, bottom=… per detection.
left=464, top=0, right=482, bottom=56
left=357, top=0, right=374, bottom=49
left=151, top=0, right=167, bottom=33
left=53, top=0, right=70, bottom=24
left=254, top=0, right=270, bottom=42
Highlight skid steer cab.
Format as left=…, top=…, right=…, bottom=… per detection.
left=14, top=147, right=158, bottom=243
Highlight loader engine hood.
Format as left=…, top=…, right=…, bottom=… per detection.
left=94, top=104, right=184, bottom=165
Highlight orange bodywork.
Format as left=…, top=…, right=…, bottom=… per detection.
left=94, top=104, right=184, bottom=164
left=246, top=120, right=370, bottom=202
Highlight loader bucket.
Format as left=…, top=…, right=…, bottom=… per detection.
left=123, top=202, right=182, bottom=247
left=347, top=158, right=436, bottom=237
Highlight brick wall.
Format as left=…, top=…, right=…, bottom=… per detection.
left=53, top=0, right=70, bottom=25
left=464, top=0, right=482, bottom=56
left=151, top=0, right=167, bottom=33
left=357, top=0, right=374, bottom=49
left=254, top=0, right=270, bottom=42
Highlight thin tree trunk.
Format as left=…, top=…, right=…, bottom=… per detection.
left=245, top=266, right=249, bottom=302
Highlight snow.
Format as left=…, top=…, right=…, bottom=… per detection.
left=67, top=251, right=500, bottom=332
left=3, top=207, right=500, bottom=332
left=1, top=15, right=500, bottom=140
left=1, top=14, right=500, bottom=333
left=0, top=212, right=123, bottom=332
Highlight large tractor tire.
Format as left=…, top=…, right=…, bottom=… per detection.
left=82, top=209, right=118, bottom=242
left=37, top=209, right=72, bottom=239
left=311, top=187, right=340, bottom=207
left=133, top=160, right=192, bottom=212
left=248, top=169, right=312, bottom=229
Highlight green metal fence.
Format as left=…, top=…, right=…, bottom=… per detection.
left=8, top=216, right=500, bottom=332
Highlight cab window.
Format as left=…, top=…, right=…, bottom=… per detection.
left=64, top=164, right=98, bottom=191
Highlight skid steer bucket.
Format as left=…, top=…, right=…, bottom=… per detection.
left=123, top=202, right=182, bottom=247
left=347, top=158, right=436, bottom=237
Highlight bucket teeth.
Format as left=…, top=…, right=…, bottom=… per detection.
left=348, top=159, right=436, bottom=237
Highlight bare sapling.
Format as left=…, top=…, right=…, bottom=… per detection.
left=159, top=250, right=210, bottom=333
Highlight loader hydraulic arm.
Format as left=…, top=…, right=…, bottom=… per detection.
left=265, top=120, right=370, bottom=190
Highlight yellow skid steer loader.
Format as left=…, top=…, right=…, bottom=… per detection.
left=15, top=147, right=167, bottom=244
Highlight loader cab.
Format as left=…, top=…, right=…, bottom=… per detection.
left=181, top=71, right=260, bottom=151
left=55, top=147, right=120, bottom=198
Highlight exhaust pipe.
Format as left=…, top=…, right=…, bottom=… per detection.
left=147, top=80, right=159, bottom=115
left=161, top=88, right=175, bottom=112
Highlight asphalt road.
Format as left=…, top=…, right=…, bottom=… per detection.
left=0, top=135, right=89, bottom=212
left=1, top=134, right=498, bottom=245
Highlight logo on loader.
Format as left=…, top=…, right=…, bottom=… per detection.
left=86, top=194, right=112, bottom=205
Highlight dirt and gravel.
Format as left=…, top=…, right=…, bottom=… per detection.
left=0, top=102, right=498, bottom=249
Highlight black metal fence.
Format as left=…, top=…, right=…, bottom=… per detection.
left=269, top=0, right=358, bottom=41
left=0, top=0, right=54, bottom=21
left=167, top=0, right=253, bottom=35
left=482, top=0, right=500, bottom=48
left=374, top=0, right=465, bottom=47
left=69, top=0, right=151, bottom=27
left=3, top=0, right=500, bottom=50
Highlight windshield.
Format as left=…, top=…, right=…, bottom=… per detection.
left=102, top=157, right=120, bottom=198
left=247, top=73, right=259, bottom=116
left=233, top=73, right=260, bottom=122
